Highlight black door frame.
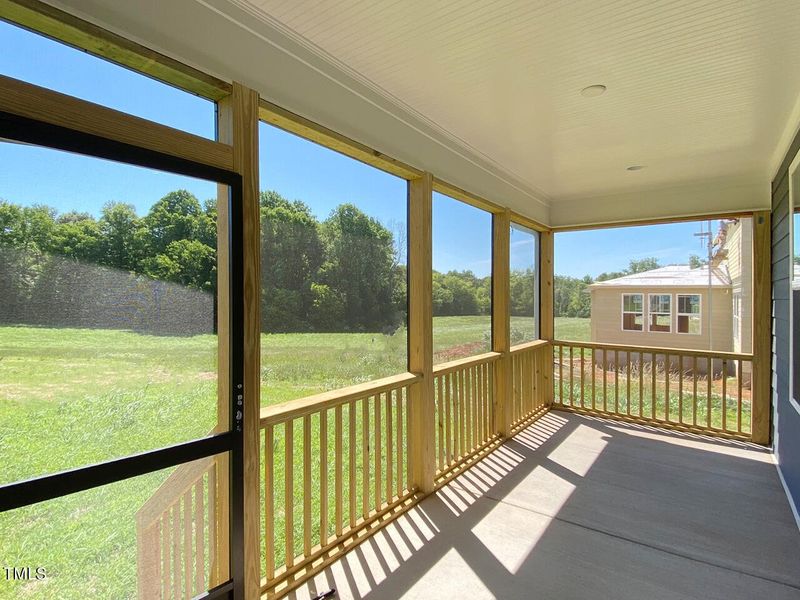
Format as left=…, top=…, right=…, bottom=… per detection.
left=0, top=111, right=245, bottom=600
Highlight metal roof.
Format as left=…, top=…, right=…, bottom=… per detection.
left=589, top=265, right=731, bottom=289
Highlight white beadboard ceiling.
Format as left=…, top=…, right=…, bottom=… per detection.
left=52, top=0, right=800, bottom=225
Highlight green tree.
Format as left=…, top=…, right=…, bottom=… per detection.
left=260, top=190, right=325, bottom=332
left=628, top=257, right=660, bottom=273
left=321, top=203, right=397, bottom=331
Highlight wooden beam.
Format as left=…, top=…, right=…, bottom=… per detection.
left=259, top=100, right=421, bottom=181
left=539, top=230, right=555, bottom=407
left=218, top=82, right=261, bottom=599
left=408, top=172, right=435, bottom=495
left=751, top=210, right=771, bottom=445
left=551, top=210, right=757, bottom=232
left=539, top=230, right=554, bottom=340
left=0, top=0, right=230, bottom=100
left=0, top=74, right=234, bottom=171
left=493, top=209, right=512, bottom=437
left=433, top=178, right=503, bottom=215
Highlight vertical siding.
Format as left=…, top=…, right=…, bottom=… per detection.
left=772, top=131, right=800, bottom=520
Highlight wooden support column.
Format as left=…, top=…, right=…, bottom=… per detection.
left=751, top=210, right=771, bottom=445
left=408, top=172, right=435, bottom=495
left=218, top=82, right=261, bottom=599
left=493, top=209, right=511, bottom=437
left=539, top=230, right=555, bottom=406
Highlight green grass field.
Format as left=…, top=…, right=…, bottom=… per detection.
left=0, top=316, right=499, bottom=599
left=553, top=316, right=591, bottom=341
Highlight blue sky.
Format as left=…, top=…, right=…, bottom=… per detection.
left=0, top=19, right=713, bottom=279
left=555, top=220, right=719, bottom=279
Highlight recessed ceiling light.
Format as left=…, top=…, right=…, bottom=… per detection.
left=580, top=84, right=607, bottom=97
left=626, top=165, right=645, bottom=171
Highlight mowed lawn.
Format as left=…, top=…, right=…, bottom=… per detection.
left=0, top=316, right=502, bottom=599
left=553, top=316, right=591, bottom=342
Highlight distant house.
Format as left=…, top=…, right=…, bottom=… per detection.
left=588, top=218, right=752, bottom=374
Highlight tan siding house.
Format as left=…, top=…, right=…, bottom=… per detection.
left=588, top=218, right=752, bottom=374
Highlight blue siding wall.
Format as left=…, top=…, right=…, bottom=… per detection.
left=772, top=132, right=800, bottom=520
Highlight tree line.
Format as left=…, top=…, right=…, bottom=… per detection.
left=554, top=257, right=664, bottom=318
left=0, top=189, right=538, bottom=334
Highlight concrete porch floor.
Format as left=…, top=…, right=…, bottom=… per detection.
left=288, top=411, right=800, bottom=600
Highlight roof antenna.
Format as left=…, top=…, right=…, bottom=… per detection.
left=693, top=221, right=714, bottom=350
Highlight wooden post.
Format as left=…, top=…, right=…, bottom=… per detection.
left=539, top=230, right=554, bottom=407
left=408, top=172, right=435, bottom=494
left=493, top=209, right=511, bottom=436
left=217, top=82, right=261, bottom=599
left=751, top=210, right=771, bottom=445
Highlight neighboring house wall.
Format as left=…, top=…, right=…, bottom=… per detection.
left=726, top=219, right=753, bottom=354
left=772, top=130, right=800, bottom=523
left=590, top=286, right=733, bottom=352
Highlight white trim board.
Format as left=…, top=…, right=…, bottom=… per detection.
left=775, top=460, right=800, bottom=534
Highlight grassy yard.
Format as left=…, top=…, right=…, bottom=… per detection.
left=0, top=316, right=494, bottom=599
left=553, top=316, right=591, bottom=342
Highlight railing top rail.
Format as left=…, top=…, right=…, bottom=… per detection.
left=135, top=454, right=215, bottom=529
left=509, top=339, right=550, bottom=354
left=259, top=372, right=420, bottom=427
left=552, top=339, right=753, bottom=362
left=432, top=351, right=501, bottom=376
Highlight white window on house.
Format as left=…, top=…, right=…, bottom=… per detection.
left=621, top=293, right=643, bottom=331
left=649, top=294, right=672, bottom=332
left=732, top=292, right=741, bottom=341
left=678, top=294, right=702, bottom=334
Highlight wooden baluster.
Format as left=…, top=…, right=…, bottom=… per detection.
left=580, top=347, right=585, bottom=409
left=477, top=364, right=484, bottom=442
left=614, top=350, right=619, bottom=414
left=208, top=466, right=216, bottom=586
left=161, top=514, right=169, bottom=600
left=737, top=360, right=743, bottom=434
left=721, top=359, right=728, bottom=431
left=375, top=393, right=382, bottom=511
left=183, top=490, right=192, bottom=597
left=665, top=354, right=670, bottom=422
left=320, top=409, right=329, bottom=546
left=285, top=421, right=294, bottom=568
left=349, top=401, right=356, bottom=527
left=569, top=345, right=574, bottom=406
left=592, top=347, right=597, bottom=410
left=637, top=352, right=643, bottom=417
left=626, top=352, right=631, bottom=416
left=444, top=372, right=452, bottom=467
left=362, top=397, right=370, bottom=519
left=692, top=356, right=698, bottom=426
left=707, top=357, right=712, bottom=429
left=264, top=425, right=275, bottom=581
left=303, top=415, right=312, bottom=558
left=334, top=405, right=343, bottom=538
left=172, top=503, right=180, bottom=600
left=559, top=345, right=564, bottom=404
left=436, top=378, right=443, bottom=472
left=458, top=368, right=465, bottom=458
left=386, top=391, right=393, bottom=501
left=195, top=479, right=205, bottom=593
left=651, top=353, right=657, bottom=420
left=678, top=355, right=684, bottom=424
left=465, top=366, right=473, bottom=453
left=602, top=349, right=608, bottom=412
left=406, top=388, right=412, bottom=489
left=397, top=389, right=404, bottom=496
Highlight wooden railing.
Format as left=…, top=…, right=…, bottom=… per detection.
left=135, top=455, right=223, bottom=599
left=552, top=340, right=753, bottom=440
left=433, top=352, right=500, bottom=482
left=509, top=340, right=551, bottom=432
left=260, top=372, right=420, bottom=597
